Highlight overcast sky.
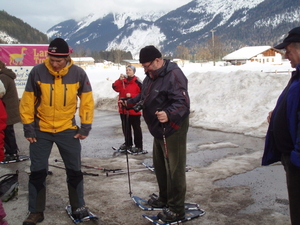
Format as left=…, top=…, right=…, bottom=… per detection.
left=1, top=0, right=192, bottom=33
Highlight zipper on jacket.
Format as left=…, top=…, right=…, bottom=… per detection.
left=50, top=84, right=53, bottom=106
left=64, top=84, right=67, bottom=106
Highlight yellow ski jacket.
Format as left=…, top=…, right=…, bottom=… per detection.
left=19, top=58, right=94, bottom=137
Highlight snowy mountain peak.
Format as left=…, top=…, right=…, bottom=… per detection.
left=47, top=0, right=300, bottom=57
left=113, top=11, right=167, bottom=29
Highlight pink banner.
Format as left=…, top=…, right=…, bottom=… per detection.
left=0, top=45, right=49, bottom=66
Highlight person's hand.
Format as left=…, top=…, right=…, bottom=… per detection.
left=267, top=110, right=273, bottom=123
left=120, top=74, right=126, bottom=80
left=119, top=99, right=127, bottom=107
left=74, top=134, right=87, bottom=140
left=155, top=110, right=168, bottom=123
left=26, top=137, right=37, bottom=143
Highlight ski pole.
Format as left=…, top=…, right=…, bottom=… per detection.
left=105, top=167, right=151, bottom=176
left=124, top=104, right=132, bottom=197
left=158, top=108, right=180, bottom=225
left=54, top=159, right=121, bottom=172
left=162, top=126, right=180, bottom=225
left=49, top=164, right=99, bottom=176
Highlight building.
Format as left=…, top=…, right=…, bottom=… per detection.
left=72, top=57, right=95, bottom=68
left=222, top=46, right=284, bottom=65
left=122, top=59, right=141, bottom=68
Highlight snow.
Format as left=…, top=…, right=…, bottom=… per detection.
left=188, top=0, right=265, bottom=29
left=106, top=24, right=166, bottom=58
left=86, top=60, right=293, bottom=138
left=113, top=11, right=167, bottom=29
left=0, top=31, right=19, bottom=44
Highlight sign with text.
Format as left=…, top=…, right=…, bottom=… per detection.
left=0, top=44, right=48, bottom=66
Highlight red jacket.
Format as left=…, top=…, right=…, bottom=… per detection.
left=112, top=76, right=142, bottom=115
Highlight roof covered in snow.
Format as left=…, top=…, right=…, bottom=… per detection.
left=222, top=46, right=281, bottom=61
left=72, top=57, right=95, bottom=62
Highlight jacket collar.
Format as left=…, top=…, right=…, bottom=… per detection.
left=44, top=58, right=74, bottom=77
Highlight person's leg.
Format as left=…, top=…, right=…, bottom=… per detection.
left=281, top=153, right=300, bottom=225
left=130, top=115, right=143, bottom=149
left=164, top=117, right=189, bottom=216
left=28, top=131, right=53, bottom=213
left=0, top=125, right=5, bottom=162
left=152, top=137, right=168, bottom=205
left=4, top=124, right=19, bottom=155
left=55, top=129, right=85, bottom=209
left=120, top=113, right=133, bottom=148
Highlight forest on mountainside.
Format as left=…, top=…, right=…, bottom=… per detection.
left=0, top=10, right=49, bottom=44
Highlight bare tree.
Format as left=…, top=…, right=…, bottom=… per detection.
left=176, top=45, right=190, bottom=66
left=195, top=36, right=227, bottom=63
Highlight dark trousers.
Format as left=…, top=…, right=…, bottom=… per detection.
left=120, top=114, right=143, bottom=149
left=4, top=124, right=19, bottom=154
left=153, top=116, right=189, bottom=216
left=281, top=153, right=300, bottom=225
left=28, top=129, right=84, bottom=212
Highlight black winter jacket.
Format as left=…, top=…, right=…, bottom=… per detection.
left=129, top=59, right=190, bottom=139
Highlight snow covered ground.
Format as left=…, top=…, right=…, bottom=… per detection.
left=87, top=60, right=293, bottom=138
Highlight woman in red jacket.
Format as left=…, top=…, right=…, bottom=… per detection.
left=112, top=65, right=143, bottom=153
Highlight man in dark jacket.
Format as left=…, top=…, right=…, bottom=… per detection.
left=127, top=45, right=190, bottom=222
left=0, top=60, right=21, bottom=161
left=262, top=26, right=300, bottom=225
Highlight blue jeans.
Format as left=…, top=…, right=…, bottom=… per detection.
left=28, top=129, right=84, bottom=212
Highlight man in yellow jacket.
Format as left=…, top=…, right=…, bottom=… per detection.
left=20, top=38, right=94, bottom=225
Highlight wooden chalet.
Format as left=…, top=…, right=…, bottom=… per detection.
left=222, top=46, right=284, bottom=65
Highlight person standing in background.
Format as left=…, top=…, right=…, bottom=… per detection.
left=0, top=60, right=21, bottom=162
left=0, top=80, right=7, bottom=162
left=112, top=65, right=143, bottom=153
left=262, top=26, right=300, bottom=225
left=0, top=80, right=7, bottom=225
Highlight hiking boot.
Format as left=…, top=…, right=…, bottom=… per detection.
left=23, top=212, right=44, bottom=225
left=157, top=208, right=185, bottom=222
left=131, top=147, right=143, bottom=153
left=119, top=143, right=127, bottom=150
left=3, top=153, right=19, bottom=162
left=72, top=206, right=90, bottom=220
left=148, top=193, right=166, bottom=208
left=119, top=143, right=131, bottom=152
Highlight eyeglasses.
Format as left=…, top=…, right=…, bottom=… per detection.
left=142, top=60, right=154, bottom=70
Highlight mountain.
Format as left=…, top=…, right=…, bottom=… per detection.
left=47, top=0, right=300, bottom=58
left=0, top=10, right=49, bottom=44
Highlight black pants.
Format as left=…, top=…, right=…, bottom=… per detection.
left=120, top=114, right=143, bottom=149
left=28, top=129, right=84, bottom=212
left=4, top=124, right=19, bottom=155
left=281, top=153, right=300, bottom=225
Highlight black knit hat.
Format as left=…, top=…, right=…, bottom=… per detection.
left=274, top=27, right=300, bottom=49
left=48, top=38, right=70, bottom=57
left=139, top=45, right=162, bottom=63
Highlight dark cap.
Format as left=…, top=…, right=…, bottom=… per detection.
left=48, top=38, right=70, bottom=57
left=274, top=27, right=300, bottom=49
left=139, top=45, right=162, bottom=63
